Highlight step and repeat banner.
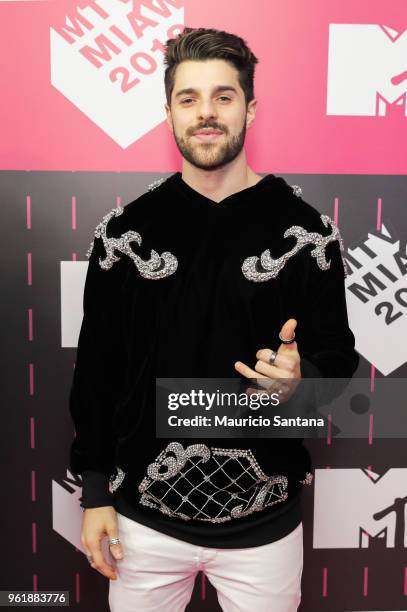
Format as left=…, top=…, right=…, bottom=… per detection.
left=1, top=1, right=406, bottom=610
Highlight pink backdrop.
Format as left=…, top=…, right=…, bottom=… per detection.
left=1, top=0, right=405, bottom=172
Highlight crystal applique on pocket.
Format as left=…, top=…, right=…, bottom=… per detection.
left=86, top=206, right=178, bottom=280
left=137, top=442, right=288, bottom=523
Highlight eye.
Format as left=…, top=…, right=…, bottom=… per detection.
left=180, top=96, right=232, bottom=105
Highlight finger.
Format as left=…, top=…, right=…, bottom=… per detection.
left=107, top=523, right=124, bottom=560
left=244, top=385, right=275, bottom=398
left=88, top=538, right=117, bottom=580
left=254, top=359, right=292, bottom=379
left=278, top=318, right=298, bottom=350
left=244, top=386, right=261, bottom=396
left=235, top=361, right=268, bottom=380
left=256, top=348, right=299, bottom=370
left=245, top=378, right=287, bottom=402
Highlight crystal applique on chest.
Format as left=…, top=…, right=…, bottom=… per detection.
left=86, top=206, right=178, bottom=280
left=147, top=177, right=167, bottom=191
left=291, top=184, right=303, bottom=198
left=137, top=442, right=289, bottom=523
left=241, top=213, right=348, bottom=282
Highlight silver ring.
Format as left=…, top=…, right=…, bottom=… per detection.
left=87, top=555, right=93, bottom=562
left=279, top=331, right=295, bottom=344
left=109, top=537, right=121, bottom=545
left=268, top=350, right=277, bottom=365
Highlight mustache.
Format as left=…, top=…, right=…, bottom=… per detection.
left=191, top=125, right=225, bottom=133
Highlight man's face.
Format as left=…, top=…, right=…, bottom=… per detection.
left=165, top=59, right=257, bottom=171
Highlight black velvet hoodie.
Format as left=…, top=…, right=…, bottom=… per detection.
left=68, top=171, right=359, bottom=548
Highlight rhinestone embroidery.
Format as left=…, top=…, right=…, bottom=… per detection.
left=138, top=442, right=289, bottom=523
left=109, top=467, right=126, bottom=493
left=85, top=206, right=123, bottom=259
left=291, top=185, right=303, bottom=197
left=300, top=471, right=314, bottom=486
left=145, top=442, right=211, bottom=481
left=85, top=206, right=178, bottom=279
left=241, top=213, right=348, bottom=282
left=147, top=177, right=167, bottom=191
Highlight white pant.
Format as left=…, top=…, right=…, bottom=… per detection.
left=109, top=512, right=303, bottom=612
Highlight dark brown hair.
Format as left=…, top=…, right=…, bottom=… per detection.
left=163, top=27, right=259, bottom=107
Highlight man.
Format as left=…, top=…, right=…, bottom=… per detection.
left=69, top=27, right=359, bottom=612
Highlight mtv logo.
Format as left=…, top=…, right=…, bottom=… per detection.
left=327, top=24, right=407, bottom=116
left=60, top=260, right=88, bottom=348
left=313, top=468, right=407, bottom=549
left=53, top=471, right=112, bottom=560
left=51, top=1, right=184, bottom=147
left=52, top=471, right=84, bottom=552
left=344, top=222, right=407, bottom=375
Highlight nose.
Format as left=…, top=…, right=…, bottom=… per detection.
left=196, top=99, right=217, bottom=122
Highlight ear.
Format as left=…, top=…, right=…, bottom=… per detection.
left=246, top=98, right=257, bottom=129
left=165, top=103, right=174, bottom=133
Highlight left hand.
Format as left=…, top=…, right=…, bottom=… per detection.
left=234, top=318, right=301, bottom=402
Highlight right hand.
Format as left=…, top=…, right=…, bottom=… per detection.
left=81, top=506, right=124, bottom=580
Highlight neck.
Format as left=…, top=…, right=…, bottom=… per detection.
left=181, top=156, right=262, bottom=204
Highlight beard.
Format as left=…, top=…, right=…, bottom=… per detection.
left=172, top=120, right=247, bottom=171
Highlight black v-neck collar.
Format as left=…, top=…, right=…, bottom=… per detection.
left=168, top=171, right=278, bottom=209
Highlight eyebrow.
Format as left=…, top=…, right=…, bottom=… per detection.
left=174, top=85, right=238, bottom=99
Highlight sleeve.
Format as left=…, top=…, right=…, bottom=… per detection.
left=68, top=214, right=129, bottom=509
left=298, top=218, right=359, bottom=403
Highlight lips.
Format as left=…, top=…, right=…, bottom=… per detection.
left=193, top=129, right=223, bottom=142
left=194, top=129, right=223, bottom=135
